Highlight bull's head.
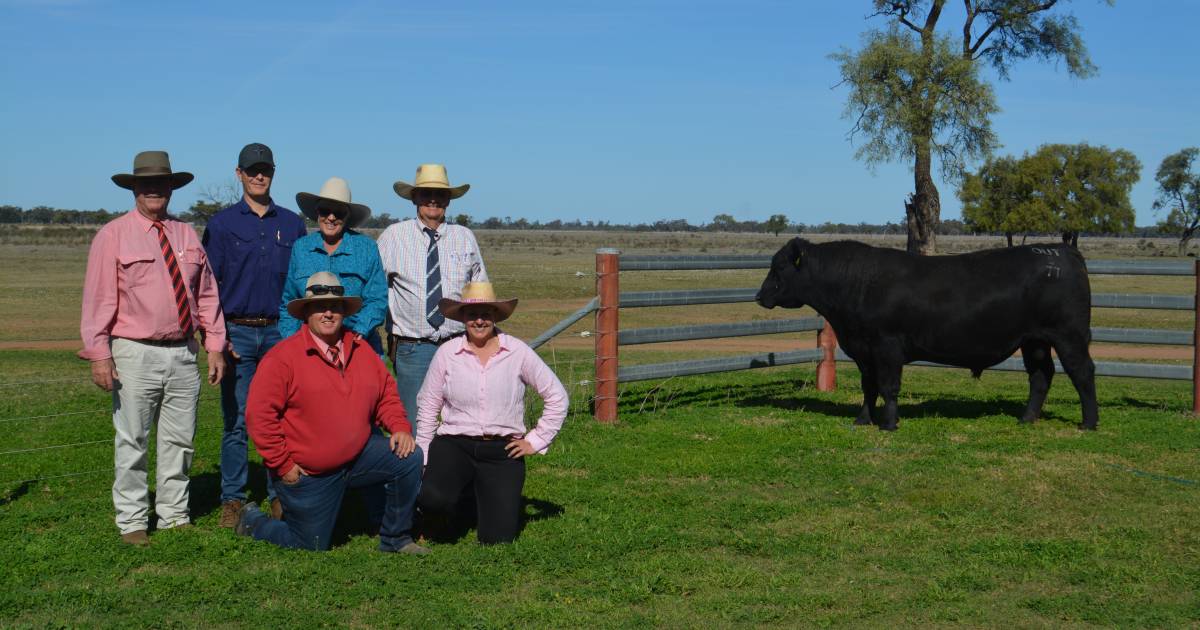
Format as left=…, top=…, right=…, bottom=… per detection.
left=756, top=238, right=811, bottom=309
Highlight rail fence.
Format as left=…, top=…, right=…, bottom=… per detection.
left=532, top=249, right=1199, bottom=423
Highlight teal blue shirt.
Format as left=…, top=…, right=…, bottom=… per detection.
left=278, top=230, right=388, bottom=339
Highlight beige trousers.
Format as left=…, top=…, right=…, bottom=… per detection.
left=110, top=337, right=200, bottom=534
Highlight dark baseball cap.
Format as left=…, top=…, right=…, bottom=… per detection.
left=237, top=143, right=275, bottom=169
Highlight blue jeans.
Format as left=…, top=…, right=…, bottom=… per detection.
left=392, top=341, right=439, bottom=435
left=220, top=322, right=282, bottom=503
left=244, top=434, right=423, bottom=551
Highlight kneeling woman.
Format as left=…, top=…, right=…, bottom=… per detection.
left=415, top=282, right=568, bottom=544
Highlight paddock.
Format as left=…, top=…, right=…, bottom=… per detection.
left=530, top=249, right=1200, bottom=423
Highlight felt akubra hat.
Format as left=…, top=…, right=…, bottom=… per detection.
left=392, top=164, right=470, bottom=200
left=111, top=151, right=194, bottom=190
left=295, top=177, right=373, bottom=228
left=285, top=271, right=363, bottom=319
left=438, top=282, right=518, bottom=323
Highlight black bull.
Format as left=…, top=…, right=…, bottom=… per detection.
left=756, top=238, right=1099, bottom=431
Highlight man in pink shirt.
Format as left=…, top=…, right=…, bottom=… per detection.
left=415, top=282, right=568, bottom=544
left=239, top=272, right=426, bottom=554
left=79, top=151, right=227, bottom=546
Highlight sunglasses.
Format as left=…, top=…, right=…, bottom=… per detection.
left=307, top=284, right=345, bottom=296
left=242, top=165, right=275, bottom=178
left=317, top=206, right=348, bottom=220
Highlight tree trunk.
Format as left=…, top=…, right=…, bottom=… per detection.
left=1005, top=232, right=1013, bottom=247
left=906, top=144, right=940, bottom=255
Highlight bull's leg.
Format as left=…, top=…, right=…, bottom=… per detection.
left=1053, top=337, right=1099, bottom=430
left=1019, top=340, right=1055, bottom=423
left=874, top=360, right=903, bottom=432
left=855, top=362, right=878, bottom=426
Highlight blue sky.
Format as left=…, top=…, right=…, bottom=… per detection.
left=1, top=0, right=1196, bottom=227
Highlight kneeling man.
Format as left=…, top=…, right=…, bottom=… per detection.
left=239, top=271, right=426, bottom=553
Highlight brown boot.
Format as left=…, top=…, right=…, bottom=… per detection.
left=120, top=530, right=149, bottom=546
left=270, top=498, right=283, bottom=521
left=219, top=500, right=245, bottom=529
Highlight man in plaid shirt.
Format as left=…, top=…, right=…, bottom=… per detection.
left=377, top=164, right=488, bottom=428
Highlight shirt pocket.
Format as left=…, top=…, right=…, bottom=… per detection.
left=274, top=240, right=294, bottom=277
left=179, top=247, right=207, bottom=287
left=117, top=252, right=158, bottom=288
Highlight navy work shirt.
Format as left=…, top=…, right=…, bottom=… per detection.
left=201, top=199, right=307, bottom=319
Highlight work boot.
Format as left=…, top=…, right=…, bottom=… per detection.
left=120, top=530, right=149, bottom=546
left=270, top=498, right=283, bottom=521
left=218, top=500, right=244, bottom=529
left=234, top=504, right=264, bottom=537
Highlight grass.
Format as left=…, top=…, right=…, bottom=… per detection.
left=1, top=229, right=1198, bottom=626
left=2, top=354, right=1198, bottom=627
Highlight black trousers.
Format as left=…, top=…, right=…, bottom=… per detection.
left=418, top=435, right=526, bottom=544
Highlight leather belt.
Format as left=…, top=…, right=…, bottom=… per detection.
left=228, top=317, right=277, bottom=327
left=389, top=332, right=461, bottom=347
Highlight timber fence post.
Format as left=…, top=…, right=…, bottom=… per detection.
left=595, top=248, right=620, bottom=423
left=1194, top=259, right=1199, bottom=416
left=817, top=322, right=837, bottom=392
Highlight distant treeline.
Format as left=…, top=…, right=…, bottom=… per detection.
left=0, top=204, right=1178, bottom=238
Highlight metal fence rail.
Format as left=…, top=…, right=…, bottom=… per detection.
left=1091, top=327, right=1193, bottom=345
left=619, top=348, right=825, bottom=382
left=834, top=350, right=1194, bottom=381
left=619, top=317, right=823, bottom=346
left=618, top=288, right=1194, bottom=311
left=619, top=255, right=1197, bottom=276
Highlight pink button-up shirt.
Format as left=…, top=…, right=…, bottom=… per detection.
left=415, top=333, right=569, bottom=465
left=79, top=210, right=227, bottom=361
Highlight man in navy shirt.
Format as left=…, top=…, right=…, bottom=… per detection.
left=202, top=143, right=307, bottom=527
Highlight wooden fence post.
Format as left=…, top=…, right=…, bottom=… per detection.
left=816, top=322, right=837, bottom=392
left=595, top=248, right=620, bottom=423
left=1194, top=259, right=1199, bottom=416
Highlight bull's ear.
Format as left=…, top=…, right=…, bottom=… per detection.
left=786, top=238, right=806, bottom=268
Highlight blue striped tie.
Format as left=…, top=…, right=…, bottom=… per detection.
left=424, top=227, right=445, bottom=329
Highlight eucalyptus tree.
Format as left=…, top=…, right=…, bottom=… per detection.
left=832, top=0, right=1110, bottom=254
left=960, top=143, right=1139, bottom=247
left=1152, top=148, right=1200, bottom=254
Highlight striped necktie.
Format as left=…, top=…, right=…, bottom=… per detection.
left=328, top=344, right=342, bottom=372
left=152, top=221, right=194, bottom=336
left=424, top=227, right=445, bottom=329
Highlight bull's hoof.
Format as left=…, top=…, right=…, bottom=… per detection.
left=1078, top=422, right=1098, bottom=431
left=878, top=423, right=898, bottom=432
left=853, top=416, right=873, bottom=426
left=1018, top=415, right=1037, bottom=424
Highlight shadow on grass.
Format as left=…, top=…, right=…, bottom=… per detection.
left=188, top=462, right=274, bottom=521
left=417, top=494, right=565, bottom=545
left=620, top=378, right=1085, bottom=425
left=1, top=481, right=31, bottom=507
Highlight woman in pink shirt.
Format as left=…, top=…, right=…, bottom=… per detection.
left=415, top=282, right=568, bottom=544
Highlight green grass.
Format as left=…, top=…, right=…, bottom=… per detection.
left=2, top=349, right=1198, bottom=627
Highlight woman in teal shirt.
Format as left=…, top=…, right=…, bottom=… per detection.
left=279, top=177, right=388, bottom=356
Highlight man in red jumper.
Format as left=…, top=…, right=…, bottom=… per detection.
left=239, top=271, right=426, bottom=553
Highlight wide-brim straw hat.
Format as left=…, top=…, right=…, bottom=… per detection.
left=111, top=151, right=194, bottom=190
left=296, top=177, right=372, bottom=228
left=286, top=271, right=363, bottom=320
left=438, top=282, right=518, bottom=323
left=392, top=163, right=470, bottom=200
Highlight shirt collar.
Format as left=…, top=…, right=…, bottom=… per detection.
left=451, top=332, right=509, bottom=355
left=129, top=209, right=171, bottom=232
left=304, top=327, right=350, bottom=362
left=234, top=198, right=278, bottom=217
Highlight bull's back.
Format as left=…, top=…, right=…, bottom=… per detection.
left=814, top=242, right=1090, bottom=366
